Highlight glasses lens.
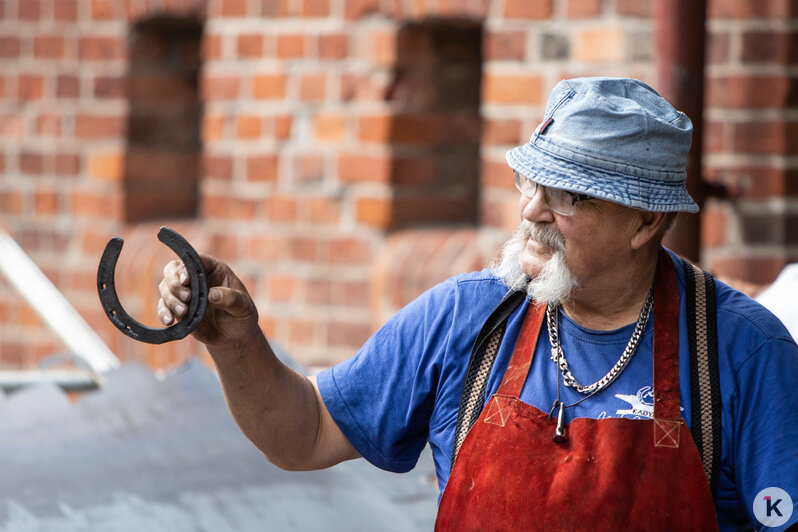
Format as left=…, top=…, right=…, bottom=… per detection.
left=545, top=188, right=575, bottom=216
left=513, top=171, right=536, bottom=197
left=513, top=170, right=578, bottom=216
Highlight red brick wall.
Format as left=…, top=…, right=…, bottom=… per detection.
left=702, top=0, right=798, bottom=283
left=0, top=0, right=792, bottom=371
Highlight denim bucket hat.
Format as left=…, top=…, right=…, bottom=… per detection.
left=506, top=77, right=698, bottom=213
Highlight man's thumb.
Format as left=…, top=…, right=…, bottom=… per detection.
left=208, top=286, right=252, bottom=318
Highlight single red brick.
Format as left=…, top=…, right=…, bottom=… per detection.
left=79, top=36, right=126, bottom=61
left=482, top=73, right=544, bottom=104
left=55, top=0, right=78, bottom=20
left=34, top=190, right=59, bottom=215
left=246, top=155, right=278, bottom=182
left=568, top=0, right=603, bottom=18
left=318, top=34, right=348, bottom=59
left=55, top=153, right=80, bottom=175
left=274, top=114, right=292, bottom=139
left=480, top=157, right=515, bottom=190
left=706, top=32, right=730, bottom=65
left=345, top=0, right=380, bottom=19
left=700, top=201, right=727, bottom=247
left=390, top=156, right=436, bottom=186
left=88, top=152, right=122, bottom=181
left=201, top=74, right=240, bottom=100
left=357, top=113, right=392, bottom=143
left=91, top=0, right=114, bottom=19
left=709, top=0, right=790, bottom=19
left=237, top=34, right=263, bottom=58
left=482, top=118, right=523, bottom=145
left=57, top=75, right=80, bottom=98
left=220, top=0, right=248, bottom=16
left=277, top=34, right=305, bottom=58
left=338, top=153, right=391, bottom=183
left=36, top=114, right=62, bottom=136
left=740, top=31, right=794, bottom=64
left=75, top=114, right=125, bottom=138
left=300, top=73, right=326, bottom=101
left=302, top=0, right=330, bottom=17
left=252, top=73, right=286, bottom=99
left=504, top=0, right=553, bottom=19
left=18, top=0, right=41, bottom=20
left=484, top=30, right=526, bottom=61
left=236, top=115, right=262, bottom=138
left=94, top=75, right=126, bottom=99
left=18, top=75, right=45, bottom=100
left=575, top=27, right=625, bottom=63
left=615, top=0, right=650, bottom=17
left=20, top=152, right=44, bottom=174
left=314, top=113, right=347, bottom=141
left=355, top=197, right=392, bottom=228
left=307, top=197, right=341, bottom=224
left=0, top=37, right=20, bottom=58
left=293, top=153, right=324, bottom=183
left=266, top=196, right=298, bottom=222
left=202, top=113, right=225, bottom=142
left=202, top=33, right=223, bottom=60
left=0, top=190, right=23, bottom=214
left=267, top=275, right=294, bottom=302
left=203, top=154, right=233, bottom=180
left=34, top=36, right=66, bottom=59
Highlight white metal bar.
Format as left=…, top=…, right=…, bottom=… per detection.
left=0, top=369, right=100, bottom=392
left=0, top=230, right=120, bottom=373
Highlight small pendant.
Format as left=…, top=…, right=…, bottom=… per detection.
left=553, top=401, right=567, bottom=443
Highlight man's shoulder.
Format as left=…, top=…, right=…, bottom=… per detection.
left=667, top=250, right=793, bottom=344
left=714, top=280, right=793, bottom=342
left=421, top=269, right=509, bottom=298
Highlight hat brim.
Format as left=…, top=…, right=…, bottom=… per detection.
left=506, top=142, right=699, bottom=213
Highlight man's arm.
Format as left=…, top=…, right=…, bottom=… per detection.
left=158, top=255, right=360, bottom=471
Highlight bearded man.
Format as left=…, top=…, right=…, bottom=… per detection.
left=159, top=78, right=798, bottom=531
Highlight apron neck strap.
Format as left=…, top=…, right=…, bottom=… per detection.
left=495, top=248, right=681, bottom=420
left=652, top=248, right=680, bottom=419
left=495, top=301, right=545, bottom=397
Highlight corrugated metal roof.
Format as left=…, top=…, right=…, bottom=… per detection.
left=0, top=361, right=438, bottom=531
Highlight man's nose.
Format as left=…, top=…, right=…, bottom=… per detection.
left=520, top=186, right=555, bottom=223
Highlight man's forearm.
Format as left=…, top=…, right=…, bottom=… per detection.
left=206, top=330, right=335, bottom=470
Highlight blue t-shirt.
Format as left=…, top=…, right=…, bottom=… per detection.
left=317, top=253, right=798, bottom=531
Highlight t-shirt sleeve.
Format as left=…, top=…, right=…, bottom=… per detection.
left=729, top=334, right=798, bottom=531
left=316, top=277, right=459, bottom=473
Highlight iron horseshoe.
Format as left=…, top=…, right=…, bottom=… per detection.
left=97, top=226, right=208, bottom=344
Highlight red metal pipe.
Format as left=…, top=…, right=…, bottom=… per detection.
left=655, top=0, right=707, bottom=263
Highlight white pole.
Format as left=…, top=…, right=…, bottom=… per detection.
left=0, top=230, right=120, bottom=373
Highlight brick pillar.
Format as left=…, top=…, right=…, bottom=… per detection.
left=702, top=0, right=798, bottom=283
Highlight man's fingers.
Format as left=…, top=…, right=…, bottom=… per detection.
left=158, top=298, right=174, bottom=326
left=208, top=286, right=253, bottom=318
left=158, top=275, right=188, bottom=320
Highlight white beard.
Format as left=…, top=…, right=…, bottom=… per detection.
left=491, top=220, right=579, bottom=305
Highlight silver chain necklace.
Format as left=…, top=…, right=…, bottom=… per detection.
left=546, top=287, right=654, bottom=396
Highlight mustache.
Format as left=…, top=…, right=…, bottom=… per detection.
left=520, top=220, right=565, bottom=252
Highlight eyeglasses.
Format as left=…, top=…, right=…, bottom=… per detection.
left=513, top=170, right=592, bottom=216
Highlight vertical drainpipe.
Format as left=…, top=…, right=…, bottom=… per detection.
left=655, top=0, right=707, bottom=264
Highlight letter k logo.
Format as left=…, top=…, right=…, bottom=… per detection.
left=754, top=487, right=793, bottom=527
left=765, top=496, right=783, bottom=517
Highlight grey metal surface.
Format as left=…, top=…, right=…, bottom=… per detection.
left=0, top=362, right=438, bottom=531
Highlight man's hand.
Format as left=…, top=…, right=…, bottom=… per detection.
left=158, top=255, right=258, bottom=345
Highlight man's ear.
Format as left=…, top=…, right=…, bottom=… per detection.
left=630, top=211, right=670, bottom=250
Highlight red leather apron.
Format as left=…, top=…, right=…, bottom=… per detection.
left=436, top=252, right=719, bottom=531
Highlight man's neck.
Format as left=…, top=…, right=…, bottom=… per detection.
left=559, top=247, right=660, bottom=331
